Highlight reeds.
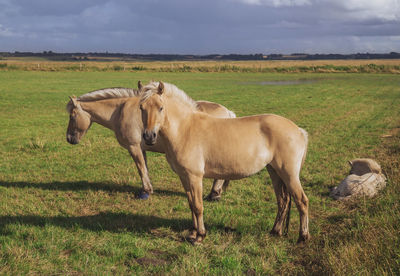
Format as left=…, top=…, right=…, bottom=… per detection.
left=1, top=59, right=399, bottom=73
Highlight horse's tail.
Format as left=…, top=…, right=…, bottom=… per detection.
left=299, top=127, right=308, bottom=169
left=227, top=109, right=236, bottom=118
left=283, top=196, right=292, bottom=236
left=284, top=127, right=307, bottom=236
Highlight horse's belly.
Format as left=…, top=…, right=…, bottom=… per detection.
left=204, top=149, right=271, bottom=180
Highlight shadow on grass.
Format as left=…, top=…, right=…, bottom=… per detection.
left=0, top=212, right=191, bottom=235
left=0, top=181, right=186, bottom=197
left=306, top=180, right=331, bottom=197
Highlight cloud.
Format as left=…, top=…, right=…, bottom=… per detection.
left=0, top=0, right=398, bottom=54
left=0, top=24, right=14, bottom=37
left=329, top=0, right=400, bottom=21
left=235, top=0, right=311, bottom=7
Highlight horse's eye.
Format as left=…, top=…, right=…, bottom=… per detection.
left=159, top=107, right=163, bottom=112
left=139, top=105, right=143, bottom=110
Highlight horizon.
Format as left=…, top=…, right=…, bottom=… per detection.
left=3, top=50, right=399, bottom=56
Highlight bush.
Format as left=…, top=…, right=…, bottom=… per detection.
left=113, top=65, right=124, bottom=71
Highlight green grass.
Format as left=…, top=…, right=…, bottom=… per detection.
left=0, top=71, right=399, bottom=274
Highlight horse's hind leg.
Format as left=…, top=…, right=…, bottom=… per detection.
left=128, top=145, right=153, bottom=197
left=267, top=165, right=291, bottom=236
left=205, top=179, right=230, bottom=201
left=280, top=172, right=310, bottom=243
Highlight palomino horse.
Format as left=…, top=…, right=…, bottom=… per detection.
left=139, top=81, right=309, bottom=244
left=66, top=83, right=234, bottom=199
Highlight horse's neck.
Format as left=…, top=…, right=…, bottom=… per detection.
left=80, top=99, right=125, bottom=130
left=161, top=100, right=196, bottom=149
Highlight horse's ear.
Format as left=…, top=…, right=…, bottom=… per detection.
left=158, top=81, right=164, bottom=95
left=138, top=81, right=143, bottom=91
left=69, top=96, right=78, bottom=107
left=348, top=160, right=353, bottom=167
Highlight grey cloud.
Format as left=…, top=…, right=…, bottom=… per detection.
left=8, top=0, right=109, bottom=16
left=0, top=0, right=399, bottom=54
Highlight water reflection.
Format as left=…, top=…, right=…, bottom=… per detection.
left=243, top=79, right=320, bottom=86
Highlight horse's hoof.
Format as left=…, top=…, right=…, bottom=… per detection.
left=297, top=233, right=310, bottom=244
left=186, top=236, right=197, bottom=245
left=194, top=233, right=206, bottom=244
left=187, top=229, right=197, bottom=240
left=137, top=191, right=150, bottom=200
left=270, top=229, right=282, bottom=237
left=205, top=193, right=221, bottom=202
left=191, top=239, right=203, bottom=246
left=190, top=236, right=204, bottom=246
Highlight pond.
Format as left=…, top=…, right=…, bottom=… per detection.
left=243, top=79, right=321, bottom=86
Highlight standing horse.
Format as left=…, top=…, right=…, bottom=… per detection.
left=66, top=83, right=234, bottom=199
left=139, top=81, right=309, bottom=244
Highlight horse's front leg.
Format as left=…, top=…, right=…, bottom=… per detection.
left=128, top=145, right=153, bottom=199
left=185, top=190, right=198, bottom=241
left=181, top=174, right=206, bottom=244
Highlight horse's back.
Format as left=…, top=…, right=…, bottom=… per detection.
left=196, top=100, right=236, bottom=118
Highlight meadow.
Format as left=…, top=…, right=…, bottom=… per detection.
left=0, top=69, right=399, bottom=274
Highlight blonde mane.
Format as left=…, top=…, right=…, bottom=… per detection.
left=78, top=87, right=140, bottom=102
left=66, top=87, right=140, bottom=113
left=140, top=82, right=198, bottom=110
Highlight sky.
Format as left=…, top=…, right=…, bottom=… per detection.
left=0, top=0, right=399, bottom=54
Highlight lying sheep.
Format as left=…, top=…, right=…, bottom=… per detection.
left=330, top=159, right=386, bottom=200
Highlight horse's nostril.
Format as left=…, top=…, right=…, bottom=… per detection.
left=152, top=132, right=156, bottom=139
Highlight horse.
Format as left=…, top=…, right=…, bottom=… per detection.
left=139, top=81, right=309, bottom=244
left=66, top=82, right=234, bottom=200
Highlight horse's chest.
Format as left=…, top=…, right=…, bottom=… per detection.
left=165, top=149, right=204, bottom=176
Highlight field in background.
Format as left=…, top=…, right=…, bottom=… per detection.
left=1, top=57, right=400, bottom=73
left=0, top=71, right=399, bottom=274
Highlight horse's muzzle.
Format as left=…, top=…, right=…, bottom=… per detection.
left=66, top=134, right=79, bottom=145
left=143, top=130, right=157, bottom=145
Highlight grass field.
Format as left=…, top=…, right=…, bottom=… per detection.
left=0, top=70, right=399, bottom=274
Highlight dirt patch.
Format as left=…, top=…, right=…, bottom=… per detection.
left=136, top=257, right=167, bottom=266
left=134, top=249, right=175, bottom=267
left=246, top=268, right=257, bottom=276
left=224, top=226, right=237, bottom=233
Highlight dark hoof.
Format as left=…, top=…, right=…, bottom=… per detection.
left=186, top=235, right=197, bottom=245
left=187, top=228, right=197, bottom=240
left=270, top=229, right=282, bottom=237
left=205, top=192, right=221, bottom=202
left=191, top=239, right=203, bottom=246
left=297, top=234, right=310, bottom=244
left=137, top=191, right=150, bottom=200
left=190, top=233, right=206, bottom=246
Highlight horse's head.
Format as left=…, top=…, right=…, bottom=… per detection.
left=66, top=96, right=92, bottom=145
left=139, top=82, right=166, bottom=146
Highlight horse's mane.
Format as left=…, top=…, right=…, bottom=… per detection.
left=66, top=87, right=140, bottom=113
left=78, top=87, right=140, bottom=102
left=140, top=82, right=198, bottom=110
